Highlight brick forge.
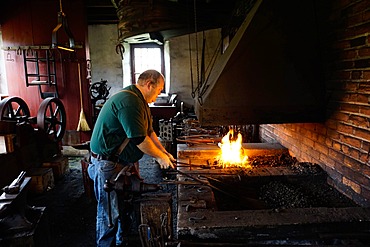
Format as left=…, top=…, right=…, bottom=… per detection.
left=175, top=143, right=370, bottom=245
left=260, top=0, right=370, bottom=207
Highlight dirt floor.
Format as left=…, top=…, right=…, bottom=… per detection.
left=27, top=152, right=174, bottom=247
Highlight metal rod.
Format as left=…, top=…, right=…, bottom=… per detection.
left=171, top=168, right=243, bottom=201
left=176, top=161, right=220, bottom=168
left=176, top=138, right=218, bottom=145
left=199, top=174, right=257, bottom=195
left=159, top=180, right=201, bottom=185
left=171, top=167, right=267, bottom=209
left=166, top=171, right=231, bottom=175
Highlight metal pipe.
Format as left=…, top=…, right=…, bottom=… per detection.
left=175, top=161, right=220, bottom=168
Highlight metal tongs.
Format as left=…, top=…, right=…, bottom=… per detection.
left=168, top=162, right=267, bottom=209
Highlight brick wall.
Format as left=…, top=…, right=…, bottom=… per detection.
left=260, top=0, right=370, bottom=206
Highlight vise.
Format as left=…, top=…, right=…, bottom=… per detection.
left=103, top=164, right=161, bottom=228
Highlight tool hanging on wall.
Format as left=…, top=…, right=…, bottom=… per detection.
left=52, top=0, right=75, bottom=51
left=77, top=63, right=91, bottom=131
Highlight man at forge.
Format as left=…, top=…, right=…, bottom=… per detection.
left=88, top=69, right=175, bottom=246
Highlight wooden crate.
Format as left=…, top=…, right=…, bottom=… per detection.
left=42, top=155, right=69, bottom=179
left=139, top=193, right=173, bottom=240
left=0, top=120, right=16, bottom=134
left=0, top=134, right=16, bottom=154
left=27, top=168, right=54, bottom=194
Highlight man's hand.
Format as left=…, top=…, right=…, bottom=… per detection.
left=156, top=155, right=175, bottom=169
left=165, top=152, right=176, bottom=163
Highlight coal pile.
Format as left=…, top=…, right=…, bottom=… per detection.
left=209, top=153, right=357, bottom=211
left=259, top=179, right=357, bottom=209
left=248, top=153, right=324, bottom=174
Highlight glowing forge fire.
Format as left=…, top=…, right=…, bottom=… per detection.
left=217, top=129, right=251, bottom=168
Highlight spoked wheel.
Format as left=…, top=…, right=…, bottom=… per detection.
left=0, top=96, right=31, bottom=123
left=89, top=81, right=109, bottom=100
left=37, top=97, right=66, bottom=142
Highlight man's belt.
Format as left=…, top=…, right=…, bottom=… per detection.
left=91, top=152, right=119, bottom=162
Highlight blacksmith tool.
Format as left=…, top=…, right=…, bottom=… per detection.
left=103, top=165, right=161, bottom=228
left=2, top=171, right=26, bottom=194
left=175, top=160, right=220, bottom=169
left=116, top=44, right=125, bottom=60
left=170, top=165, right=267, bottom=209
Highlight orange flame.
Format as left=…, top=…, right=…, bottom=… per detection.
left=218, top=129, right=250, bottom=168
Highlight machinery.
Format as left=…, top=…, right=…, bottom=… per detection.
left=89, top=79, right=111, bottom=123
left=102, top=163, right=176, bottom=247
left=104, top=165, right=161, bottom=197
left=103, top=164, right=163, bottom=234
left=0, top=96, right=66, bottom=245
left=0, top=96, right=66, bottom=142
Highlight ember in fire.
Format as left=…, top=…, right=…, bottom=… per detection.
left=217, top=129, right=250, bottom=168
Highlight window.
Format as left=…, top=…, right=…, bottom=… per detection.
left=130, top=43, right=165, bottom=93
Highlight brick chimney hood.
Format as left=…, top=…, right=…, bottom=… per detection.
left=194, top=0, right=326, bottom=126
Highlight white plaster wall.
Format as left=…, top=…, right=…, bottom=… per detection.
left=87, top=24, right=222, bottom=109
left=88, top=24, right=124, bottom=96
left=122, top=42, right=131, bottom=88
left=167, top=29, right=222, bottom=110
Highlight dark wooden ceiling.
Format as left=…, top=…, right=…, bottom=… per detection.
left=85, top=0, right=240, bottom=25
left=86, top=0, right=242, bottom=41
left=86, top=0, right=118, bottom=24
left=0, top=0, right=243, bottom=42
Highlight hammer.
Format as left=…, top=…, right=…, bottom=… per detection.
left=2, top=171, right=26, bottom=194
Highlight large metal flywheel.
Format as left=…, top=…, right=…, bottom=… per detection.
left=37, top=97, right=66, bottom=142
left=0, top=96, right=31, bottom=123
